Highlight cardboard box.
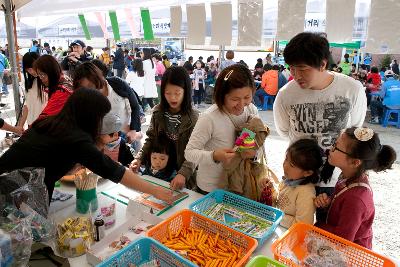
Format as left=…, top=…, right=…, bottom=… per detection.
left=86, top=201, right=162, bottom=266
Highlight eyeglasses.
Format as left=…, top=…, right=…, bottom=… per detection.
left=331, top=143, right=351, bottom=156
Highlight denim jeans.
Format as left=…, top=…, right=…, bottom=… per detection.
left=113, top=68, right=124, bottom=78
left=370, top=99, right=384, bottom=119
left=0, top=72, right=6, bottom=94
left=253, top=89, right=269, bottom=107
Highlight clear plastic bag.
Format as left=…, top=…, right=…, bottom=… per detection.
left=303, top=231, right=348, bottom=267
left=0, top=215, right=33, bottom=267
left=99, top=197, right=116, bottom=229
left=0, top=168, right=49, bottom=218
left=56, top=215, right=94, bottom=258
left=0, top=168, right=53, bottom=266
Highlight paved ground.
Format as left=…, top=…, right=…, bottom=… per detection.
left=1, top=93, right=399, bottom=259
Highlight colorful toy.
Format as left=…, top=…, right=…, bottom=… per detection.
left=234, top=128, right=256, bottom=152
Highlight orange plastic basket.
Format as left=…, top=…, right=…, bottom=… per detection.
left=271, top=223, right=396, bottom=267
left=147, top=209, right=258, bottom=267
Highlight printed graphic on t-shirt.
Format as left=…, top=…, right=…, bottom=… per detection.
left=289, top=96, right=351, bottom=149
left=164, top=112, right=182, bottom=141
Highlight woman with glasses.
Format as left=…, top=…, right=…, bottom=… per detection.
left=185, top=64, right=259, bottom=194
left=315, top=127, right=396, bottom=248
left=34, top=55, right=73, bottom=120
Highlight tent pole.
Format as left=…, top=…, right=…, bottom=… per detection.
left=12, top=11, right=20, bottom=80
left=219, top=45, right=224, bottom=69
left=3, top=0, right=21, bottom=122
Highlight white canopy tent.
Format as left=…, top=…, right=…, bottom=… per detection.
left=1, top=0, right=397, bottom=120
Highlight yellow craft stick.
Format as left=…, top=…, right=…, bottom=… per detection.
left=214, top=233, right=219, bottom=244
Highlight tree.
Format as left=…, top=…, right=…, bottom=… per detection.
left=380, top=54, right=392, bottom=69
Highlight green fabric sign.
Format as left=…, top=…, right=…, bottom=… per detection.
left=78, top=14, right=91, bottom=40
left=279, top=40, right=361, bottom=49
left=141, top=8, right=154, bottom=40
left=109, top=11, right=121, bottom=41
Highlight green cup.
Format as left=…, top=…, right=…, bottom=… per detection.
left=76, top=188, right=98, bottom=214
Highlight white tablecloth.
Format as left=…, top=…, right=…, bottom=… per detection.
left=49, top=175, right=399, bottom=266
left=50, top=175, right=288, bottom=267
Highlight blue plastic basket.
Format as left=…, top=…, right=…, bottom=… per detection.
left=189, top=189, right=283, bottom=247
left=96, top=237, right=196, bottom=267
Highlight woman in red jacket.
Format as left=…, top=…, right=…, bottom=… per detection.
left=366, top=66, right=381, bottom=92
left=34, top=55, right=73, bottom=120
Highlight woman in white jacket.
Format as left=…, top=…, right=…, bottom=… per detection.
left=126, top=58, right=145, bottom=97
left=142, top=48, right=158, bottom=109
left=185, top=64, right=259, bottom=194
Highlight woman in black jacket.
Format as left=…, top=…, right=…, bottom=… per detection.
left=0, top=88, right=173, bottom=204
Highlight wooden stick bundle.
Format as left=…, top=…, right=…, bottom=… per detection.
left=74, top=171, right=98, bottom=190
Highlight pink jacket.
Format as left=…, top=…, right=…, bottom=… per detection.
left=155, top=61, right=166, bottom=86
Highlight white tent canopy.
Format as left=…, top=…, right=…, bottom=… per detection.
left=0, top=0, right=30, bottom=11
left=15, top=0, right=229, bottom=17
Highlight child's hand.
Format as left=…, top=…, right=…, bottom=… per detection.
left=170, top=174, right=186, bottom=191
left=129, top=159, right=141, bottom=173
left=126, top=130, right=138, bottom=143
left=258, top=178, right=272, bottom=189
left=314, top=193, right=331, bottom=208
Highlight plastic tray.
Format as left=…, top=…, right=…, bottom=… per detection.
left=96, top=237, right=195, bottom=267
left=147, top=209, right=258, bottom=267
left=189, top=189, right=283, bottom=247
left=245, top=255, right=287, bottom=267
left=271, top=222, right=396, bottom=267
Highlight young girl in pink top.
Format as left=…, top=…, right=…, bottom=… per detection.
left=315, top=127, right=396, bottom=249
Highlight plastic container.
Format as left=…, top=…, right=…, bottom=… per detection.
left=189, top=189, right=283, bottom=247
left=271, top=222, right=396, bottom=267
left=96, top=237, right=195, bottom=267
left=76, top=188, right=98, bottom=214
left=245, top=255, right=287, bottom=267
left=147, top=209, right=258, bottom=267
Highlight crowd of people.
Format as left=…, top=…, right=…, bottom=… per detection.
left=329, top=53, right=400, bottom=124
left=0, top=32, right=398, bottom=252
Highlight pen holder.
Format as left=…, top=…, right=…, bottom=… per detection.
left=76, top=188, right=98, bottom=214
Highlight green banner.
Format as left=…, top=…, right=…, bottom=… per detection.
left=140, top=8, right=154, bottom=40
left=78, top=14, right=91, bottom=40
left=109, top=11, right=121, bottom=41
left=279, top=40, right=361, bottom=49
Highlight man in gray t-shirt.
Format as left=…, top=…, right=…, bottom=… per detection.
left=273, top=32, right=367, bottom=223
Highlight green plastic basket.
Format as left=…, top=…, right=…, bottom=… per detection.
left=245, top=255, right=287, bottom=267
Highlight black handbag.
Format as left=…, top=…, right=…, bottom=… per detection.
left=3, top=72, right=12, bottom=85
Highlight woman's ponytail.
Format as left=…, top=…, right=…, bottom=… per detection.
left=374, top=145, right=397, bottom=172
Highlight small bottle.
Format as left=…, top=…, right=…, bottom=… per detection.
left=94, top=215, right=105, bottom=241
